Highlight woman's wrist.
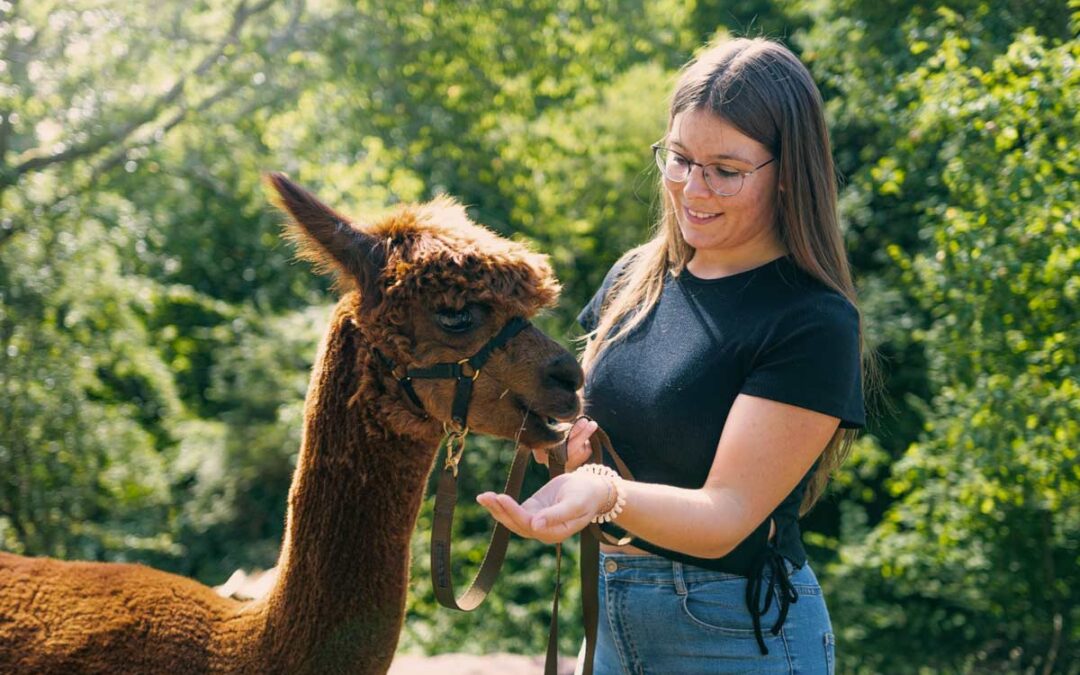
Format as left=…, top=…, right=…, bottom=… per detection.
left=575, top=463, right=626, bottom=523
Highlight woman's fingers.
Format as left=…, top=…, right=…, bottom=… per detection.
left=531, top=447, right=549, bottom=467
left=495, top=494, right=538, bottom=533
left=532, top=498, right=590, bottom=532
left=477, top=492, right=529, bottom=538
left=477, top=472, right=595, bottom=545
left=566, top=419, right=599, bottom=471
left=477, top=491, right=545, bottom=540
left=567, top=417, right=593, bottom=440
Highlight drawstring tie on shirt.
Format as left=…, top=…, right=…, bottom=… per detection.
left=746, top=538, right=799, bottom=655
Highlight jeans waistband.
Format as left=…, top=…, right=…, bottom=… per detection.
left=598, top=550, right=798, bottom=585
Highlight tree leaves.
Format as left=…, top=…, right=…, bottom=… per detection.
left=1, top=0, right=1076, bottom=668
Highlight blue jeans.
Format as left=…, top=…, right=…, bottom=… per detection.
left=584, top=552, right=835, bottom=674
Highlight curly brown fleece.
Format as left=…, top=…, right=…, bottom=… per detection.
left=0, top=174, right=580, bottom=675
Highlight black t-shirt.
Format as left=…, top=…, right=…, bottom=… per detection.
left=577, top=254, right=865, bottom=574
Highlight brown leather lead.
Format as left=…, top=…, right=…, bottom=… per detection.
left=430, top=421, right=634, bottom=674
left=546, top=424, right=634, bottom=675
left=544, top=441, right=569, bottom=675
left=430, top=435, right=533, bottom=611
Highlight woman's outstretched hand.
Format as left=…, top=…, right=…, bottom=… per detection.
left=531, top=417, right=598, bottom=471
left=476, top=470, right=609, bottom=545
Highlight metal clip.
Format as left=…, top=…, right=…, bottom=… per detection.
left=442, top=424, right=469, bottom=477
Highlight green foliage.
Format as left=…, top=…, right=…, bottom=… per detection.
left=310, top=0, right=694, bottom=226
left=497, top=62, right=672, bottom=316
left=0, top=0, right=312, bottom=576
left=826, top=31, right=1079, bottom=672
left=0, top=204, right=178, bottom=560
left=162, top=306, right=324, bottom=580
left=2, top=0, right=1077, bottom=668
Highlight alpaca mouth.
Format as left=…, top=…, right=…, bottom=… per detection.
left=515, top=398, right=579, bottom=445
left=542, top=415, right=573, bottom=434
left=527, top=413, right=571, bottom=446
left=525, top=408, right=574, bottom=433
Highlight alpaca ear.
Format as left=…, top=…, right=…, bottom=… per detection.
left=265, top=172, right=385, bottom=310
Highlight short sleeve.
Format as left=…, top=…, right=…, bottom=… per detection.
left=576, top=255, right=634, bottom=332
left=740, top=296, right=865, bottom=429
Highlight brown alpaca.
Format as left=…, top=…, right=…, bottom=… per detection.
left=0, top=174, right=583, bottom=675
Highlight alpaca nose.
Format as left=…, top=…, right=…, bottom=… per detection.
left=544, top=352, right=584, bottom=393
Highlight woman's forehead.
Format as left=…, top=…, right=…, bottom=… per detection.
left=668, top=109, right=767, bottom=163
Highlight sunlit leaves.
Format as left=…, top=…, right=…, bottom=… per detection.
left=3, top=0, right=1077, bottom=668
left=827, top=29, right=1079, bottom=672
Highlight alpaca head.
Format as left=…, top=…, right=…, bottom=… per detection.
left=267, top=173, right=582, bottom=449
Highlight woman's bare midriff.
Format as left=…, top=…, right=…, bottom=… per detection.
left=598, top=521, right=777, bottom=556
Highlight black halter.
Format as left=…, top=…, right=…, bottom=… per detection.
left=373, top=316, right=531, bottom=431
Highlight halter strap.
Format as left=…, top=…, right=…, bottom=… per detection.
left=374, top=316, right=531, bottom=429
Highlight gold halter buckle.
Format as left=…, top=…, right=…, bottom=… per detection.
left=457, top=358, right=481, bottom=381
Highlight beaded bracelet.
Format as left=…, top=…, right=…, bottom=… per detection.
left=575, top=463, right=626, bottom=523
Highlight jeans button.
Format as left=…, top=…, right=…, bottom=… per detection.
left=604, top=559, right=618, bottom=573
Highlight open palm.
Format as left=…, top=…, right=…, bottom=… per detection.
left=477, top=472, right=606, bottom=545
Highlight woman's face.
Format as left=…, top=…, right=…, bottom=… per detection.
left=663, top=108, right=780, bottom=262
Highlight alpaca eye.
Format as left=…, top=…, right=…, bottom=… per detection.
left=434, top=308, right=474, bottom=333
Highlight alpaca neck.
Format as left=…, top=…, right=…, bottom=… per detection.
left=262, top=300, right=441, bottom=672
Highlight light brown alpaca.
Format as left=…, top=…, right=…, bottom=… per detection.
left=0, top=174, right=583, bottom=674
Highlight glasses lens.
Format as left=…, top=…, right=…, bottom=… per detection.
left=703, top=166, right=744, bottom=196
left=655, top=147, right=690, bottom=181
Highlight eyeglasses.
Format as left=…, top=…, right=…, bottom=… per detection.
left=652, top=144, right=775, bottom=197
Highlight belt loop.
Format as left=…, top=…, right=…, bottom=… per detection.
left=672, top=561, right=687, bottom=596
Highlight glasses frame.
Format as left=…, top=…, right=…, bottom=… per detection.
left=651, top=144, right=776, bottom=197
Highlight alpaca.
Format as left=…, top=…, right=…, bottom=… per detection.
left=0, top=174, right=583, bottom=675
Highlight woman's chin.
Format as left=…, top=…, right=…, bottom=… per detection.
left=678, top=225, right=720, bottom=251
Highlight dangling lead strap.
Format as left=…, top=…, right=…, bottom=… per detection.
left=545, top=423, right=634, bottom=675
left=430, top=431, right=533, bottom=611
left=430, top=417, right=633, bottom=675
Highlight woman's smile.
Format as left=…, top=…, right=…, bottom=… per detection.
left=682, top=205, right=724, bottom=225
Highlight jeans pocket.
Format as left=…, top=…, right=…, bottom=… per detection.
left=679, top=580, right=769, bottom=637
left=824, top=631, right=835, bottom=674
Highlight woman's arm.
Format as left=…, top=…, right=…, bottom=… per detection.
left=477, top=394, right=840, bottom=558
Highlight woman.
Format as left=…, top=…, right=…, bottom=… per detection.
left=478, top=37, right=866, bottom=673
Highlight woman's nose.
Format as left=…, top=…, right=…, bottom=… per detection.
left=682, top=165, right=713, bottom=199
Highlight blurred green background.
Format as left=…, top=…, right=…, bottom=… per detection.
left=1, top=0, right=1076, bottom=671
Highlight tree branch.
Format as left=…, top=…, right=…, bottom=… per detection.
left=89, top=83, right=256, bottom=180
left=0, top=110, right=12, bottom=170
left=265, top=0, right=306, bottom=54
left=1, top=0, right=277, bottom=188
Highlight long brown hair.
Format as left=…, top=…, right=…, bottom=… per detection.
left=582, top=37, right=868, bottom=514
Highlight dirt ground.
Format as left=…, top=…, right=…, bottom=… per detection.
left=388, top=652, right=577, bottom=675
